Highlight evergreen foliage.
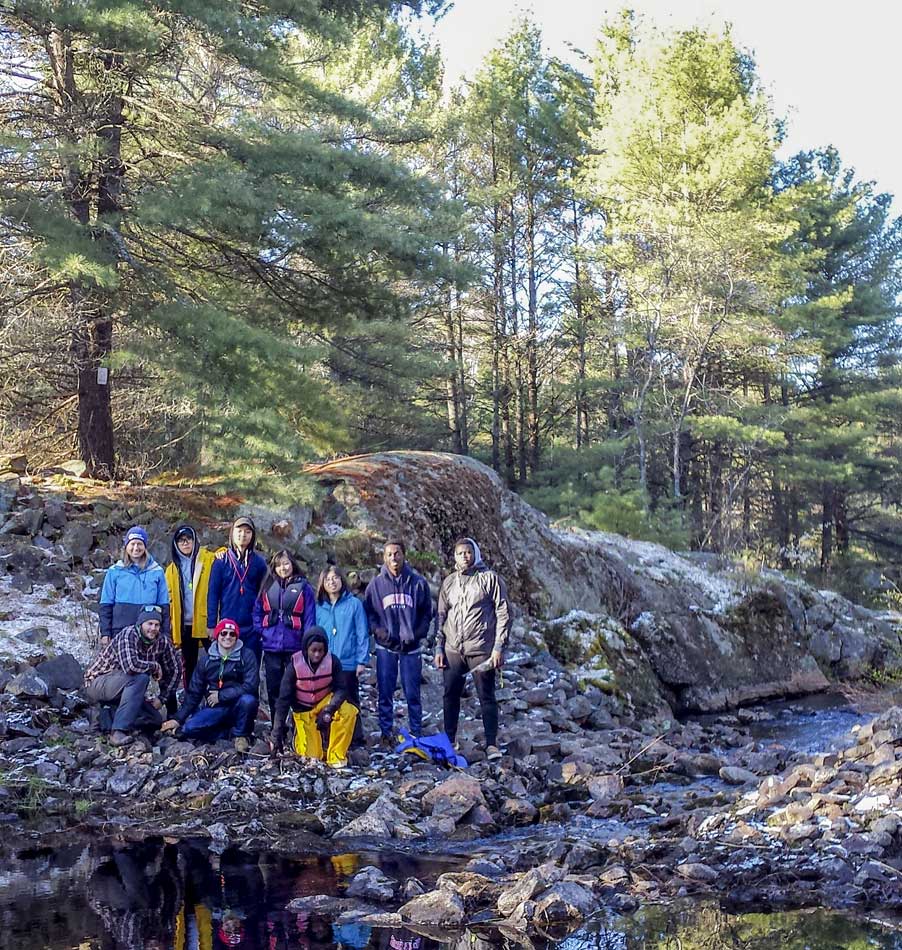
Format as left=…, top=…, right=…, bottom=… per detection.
left=3, top=3, right=902, bottom=593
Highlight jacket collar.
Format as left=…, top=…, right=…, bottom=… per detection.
left=209, top=639, right=243, bottom=660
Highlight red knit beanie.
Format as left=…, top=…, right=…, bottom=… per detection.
left=212, top=618, right=239, bottom=640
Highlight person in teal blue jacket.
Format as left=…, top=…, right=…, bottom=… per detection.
left=315, top=565, right=369, bottom=746
left=99, top=526, right=170, bottom=644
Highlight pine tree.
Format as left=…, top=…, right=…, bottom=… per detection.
left=0, top=0, right=453, bottom=478
left=773, top=149, right=902, bottom=569
left=581, top=17, right=786, bottom=518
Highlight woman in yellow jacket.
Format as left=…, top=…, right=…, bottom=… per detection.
left=165, top=523, right=216, bottom=685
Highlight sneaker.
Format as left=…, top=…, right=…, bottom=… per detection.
left=486, top=744, right=502, bottom=761
left=234, top=736, right=250, bottom=753
left=328, top=759, right=349, bottom=770
left=109, top=730, right=132, bottom=747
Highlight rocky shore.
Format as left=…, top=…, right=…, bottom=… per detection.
left=2, top=614, right=900, bottom=929
left=2, top=452, right=902, bottom=934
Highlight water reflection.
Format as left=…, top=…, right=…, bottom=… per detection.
left=1, top=839, right=900, bottom=950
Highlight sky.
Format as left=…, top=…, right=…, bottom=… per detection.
left=418, top=0, right=901, bottom=210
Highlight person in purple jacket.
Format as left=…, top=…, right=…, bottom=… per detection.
left=364, top=540, right=433, bottom=747
left=206, top=515, right=268, bottom=661
left=253, top=550, right=315, bottom=719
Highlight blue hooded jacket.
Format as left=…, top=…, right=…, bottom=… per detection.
left=99, top=556, right=170, bottom=639
left=316, top=589, right=370, bottom=670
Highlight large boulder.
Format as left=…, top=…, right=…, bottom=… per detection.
left=307, top=452, right=886, bottom=712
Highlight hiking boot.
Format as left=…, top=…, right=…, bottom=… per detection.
left=379, top=734, right=395, bottom=751
left=328, top=759, right=349, bottom=770
left=486, top=744, right=502, bottom=761
left=234, top=736, right=250, bottom=753
left=109, top=730, right=132, bottom=747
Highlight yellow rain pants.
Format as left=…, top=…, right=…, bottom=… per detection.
left=291, top=694, right=357, bottom=765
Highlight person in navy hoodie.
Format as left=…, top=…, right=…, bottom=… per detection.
left=364, top=540, right=433, bottom=748
left=206, top=516, right=268, bottom=662
left=99, top=526, right=170, bottom=645
left=252, top=550, right=315, bottom=721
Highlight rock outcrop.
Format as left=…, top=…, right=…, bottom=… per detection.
left=307, top=452, right=902, bottom=712
left=0, top=451, right=900, bottom=714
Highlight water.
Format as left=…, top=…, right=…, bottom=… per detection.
left=2, top=837, right=900, bottom=950
left=741, top=691, right=869, bottom=755
left=2, top=692, right=896, bottom=948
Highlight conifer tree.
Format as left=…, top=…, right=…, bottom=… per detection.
left=773, top=149, right=902, bottom=569
left=0, top=0, right=452, bottom=478
left=582, top=17, right=786, bottom=515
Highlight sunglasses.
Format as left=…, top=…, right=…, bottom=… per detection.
left=219, top=630, right=238, bottom=638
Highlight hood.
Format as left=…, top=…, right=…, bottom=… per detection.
left=170, top=523, right=198, bottom=565
left=301, top=626, right=329, bottom=665
left=208, top=639, right=243, bottom=660
left=461, top=536, right=486, bottom=573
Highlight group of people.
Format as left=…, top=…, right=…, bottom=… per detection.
left=83, top=516, right=511, bottom=768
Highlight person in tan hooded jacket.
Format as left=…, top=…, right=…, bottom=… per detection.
left=434, top=537, right=510, bottom=761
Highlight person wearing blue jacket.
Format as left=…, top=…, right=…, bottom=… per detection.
left=364, top=540, right=433, bottom=746
left=252, top=550, right=315, bottom=719
left=206, top=515, right=267, bottom=661
left=99, top=526, right=170, bottom=644
left=315, top=565, right=369, bottom=746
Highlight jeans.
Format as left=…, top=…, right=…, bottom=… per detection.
left=442, top=650, right=498, bottom=746
left=85, top=671, right=163, bottom=734
left=179, top=693, right=258, bottom=742
left=376, top=648, right=422, bottom=738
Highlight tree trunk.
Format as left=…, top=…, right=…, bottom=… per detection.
left=526, top=185, right=539, bottom=471
left=454, top=277, right=469, bottom=454
left=835, top=489, right=849, bottom=556
left=52, top=35, right=122, bottom=480
left=71, top=293, right=114, bottom=478
left=508, top=195, right=526, bottom=485
left=489, top=127, right=502, bottom=474
left=820, top=483, right=834, bottom=572
left=572, top=198, right=587, bottom=449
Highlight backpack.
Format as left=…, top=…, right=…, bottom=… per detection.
left=395, top=727, right=469, bottom=768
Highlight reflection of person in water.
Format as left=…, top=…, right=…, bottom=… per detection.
left=88, top=841, right=183, bottom=950
left=208, top=847, right=266, bottom=949
left=375, top=927, right=424, bottom=950
left=294, top=912, right=336, bottom=950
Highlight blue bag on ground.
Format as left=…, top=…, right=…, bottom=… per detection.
left=395, top=727, right=468, bottom=768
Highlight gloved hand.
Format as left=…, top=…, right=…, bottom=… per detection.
left=316, top=708, right=333, bottom=729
